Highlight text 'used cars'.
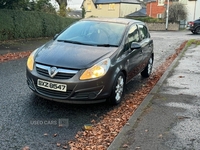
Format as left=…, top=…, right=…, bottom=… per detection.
left=26, top=18, right=154, bottom=105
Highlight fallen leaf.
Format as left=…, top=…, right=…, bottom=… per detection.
left=62, top=145, right=68, bottom=149
left=179, top=75, right=185, bottom=78
left=83, top=124, right=93, bottom=130
left=22, top=146, right=30, bottom=150
left=122, top=144, right=129, bottom=148
left=59, top=124, right=63, bottom=127
left=44, top=133, right=48, bottom=136
left=158, top=134, right=163, bottom=138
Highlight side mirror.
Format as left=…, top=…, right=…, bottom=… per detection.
left=131, top=42, right=141, bottom=50
left=53, top=34, right=59, bottom=40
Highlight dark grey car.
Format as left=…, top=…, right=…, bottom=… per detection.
left=26, top=18, right=154, bottom=105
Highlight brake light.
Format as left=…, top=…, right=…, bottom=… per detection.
left=188, top=21, right=194, bottom=26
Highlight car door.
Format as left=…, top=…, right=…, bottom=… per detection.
left=137, top=24, right=153, bottom=70
left=122, top=24, right=143, bottom=82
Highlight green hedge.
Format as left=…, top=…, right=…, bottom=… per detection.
left=0, top=9, right=79, bottom=40
left=126, top=16, right=164, bottom=23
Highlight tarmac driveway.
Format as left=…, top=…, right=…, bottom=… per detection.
left=0, top=31, right=199, bottom=149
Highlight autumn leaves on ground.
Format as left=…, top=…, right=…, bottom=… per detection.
left=0, top=41, right=187, bottom=150
left=0, top=51, right=32, bottom=63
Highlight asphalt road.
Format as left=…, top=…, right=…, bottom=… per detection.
left=0, top=31, right=198, bottom=150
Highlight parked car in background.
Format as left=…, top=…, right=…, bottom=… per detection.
left=187, top=19, right=200, bottom=34
left=26, top=18, right=154, bottom=105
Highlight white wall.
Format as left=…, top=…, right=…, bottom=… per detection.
left=119, top=3, right=141, bottom=17
left=196, top=0, right=200, bottom=19
left=186, top=0, right=200, bottom=21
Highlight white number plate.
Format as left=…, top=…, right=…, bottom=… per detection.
left=37, top=79, right=67, bottom=92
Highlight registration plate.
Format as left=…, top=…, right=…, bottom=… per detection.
left=37, top=79, right=67, bottom=92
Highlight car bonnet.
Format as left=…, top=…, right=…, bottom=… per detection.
left=35, top=40, right=117, bottom=69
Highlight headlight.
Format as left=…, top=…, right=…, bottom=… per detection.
left=27, top=50, right=37, bottom=71
left=80, top=58, right=111, bottom=80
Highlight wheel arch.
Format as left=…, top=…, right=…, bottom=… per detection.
left=151, top=52, right=154, bottom=61
left=194, top=26, right=200, bottom=34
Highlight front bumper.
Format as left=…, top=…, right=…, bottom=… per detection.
left=26, top=68, right=114, bottom=104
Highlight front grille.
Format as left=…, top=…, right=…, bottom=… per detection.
left=36, top=86, right=72, bottom=98
left=36, top=64, right=78, bottom=79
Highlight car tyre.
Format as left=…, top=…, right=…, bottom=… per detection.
left=195, top=27, right=200, bottom=34
left=107, top=72, right=125, bottom=105
left=141, top=55, right=153, bottom=78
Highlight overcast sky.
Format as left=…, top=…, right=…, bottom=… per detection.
left=50, top=0, right=82, bottom=10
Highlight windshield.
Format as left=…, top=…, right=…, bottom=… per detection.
left=56, top=20, right=126, bottom=46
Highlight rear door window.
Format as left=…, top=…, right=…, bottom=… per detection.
left=124, top=24, right=140, bottom=51
left=138, top=24, right=150, bottom=40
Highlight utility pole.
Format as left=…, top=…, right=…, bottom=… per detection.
left=194, top=0, right=197, bottom=20
left=166, top=0, right=169, bottom=30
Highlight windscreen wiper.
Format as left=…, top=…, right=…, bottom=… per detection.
left=96, top=44, right=118, bottom=47
left=57, top=40, right=88, bottom=45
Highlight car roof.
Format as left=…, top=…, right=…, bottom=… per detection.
left=81, top=18, right=143, bottom=25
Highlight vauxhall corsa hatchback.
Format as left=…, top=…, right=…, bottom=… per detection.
left=26, top=18, right=154, bottom=105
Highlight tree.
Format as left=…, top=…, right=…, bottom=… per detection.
left=0, top=0, right=56, bottom=14
left=168, top=2, right=187, bottom=22
left=0, top=0, right=30, bottom=10
left=34, top=0, right=56, bottom=14
left=82, top=7, right=85, bottom=18
left=55, top=0, right=67, bottom=17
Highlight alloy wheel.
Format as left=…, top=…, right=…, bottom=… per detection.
left=114, top=75, right=124, bottom=102
left=148, top=57, right=153, bottom=75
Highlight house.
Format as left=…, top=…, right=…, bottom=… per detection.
left=126, top=7, right=147, bottom=18
left=81, top=0, right=142, bottom=18
left=145, top=0, right=169, bottom=19
left=145, top=0, right=200, bottom=22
